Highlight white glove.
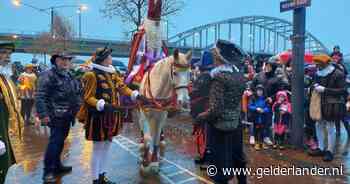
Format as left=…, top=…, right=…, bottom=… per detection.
left=0, top=140, right=6, bottom=156
left=314, top=85, right=326, bottom=93
left=346, top=102, right=350, bottom=110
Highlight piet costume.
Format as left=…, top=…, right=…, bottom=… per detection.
left=78, top=48, right=139, bottom=141
left=0, top=42, right=23, bottom=184
left=125, top=0, right=168, bottom=88
left=196, top=40, right=247, bottom=184
left=78, top=47, right=142, bottom=184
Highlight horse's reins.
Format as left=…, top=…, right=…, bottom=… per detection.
left=142, top=61, right=191, bottom=111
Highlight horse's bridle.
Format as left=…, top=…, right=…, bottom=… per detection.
left=170, top=62, right=191, bottom=90
left=142, top=60, right=191, bottom=110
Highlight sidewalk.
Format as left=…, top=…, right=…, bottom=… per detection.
left=5, top=115, right=350, bottom=184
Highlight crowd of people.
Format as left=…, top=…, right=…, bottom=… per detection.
left=190, top=45, right=349, bottom=184
left=243, top=46, right=348, bottom=162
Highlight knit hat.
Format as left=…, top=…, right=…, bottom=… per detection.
left=93, top=47, right=112, bottom=64
left=276, top=91, right=288, bottom=100
left=256, top=84, right=264, bottom=90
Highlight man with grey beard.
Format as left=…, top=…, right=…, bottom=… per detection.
left=0, top=42, right=23, bottom=184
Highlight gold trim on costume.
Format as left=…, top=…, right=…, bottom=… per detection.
left=101, top=83, right=109, bottom=89
left=97, top=74, right=106, bottom=80
left=0, top=75, right=24, bottom=137
left=102, top=93, right=111, bottom=100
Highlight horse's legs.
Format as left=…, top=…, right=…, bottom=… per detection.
left=148, top=112, right=168, bottom=162
left=139, top=110, right=152, bottom=167
left=134, top=109, right=147, bottom=144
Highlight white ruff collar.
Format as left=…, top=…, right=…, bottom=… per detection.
left=91, top=63, right=116, bottom=73
left=0, top=63, right=13, bottom=79
left=21, top=72, right=36, bottom=77
left=210, top=64, right=233, bottom=78
left=316, top=64, right=335, bottom=77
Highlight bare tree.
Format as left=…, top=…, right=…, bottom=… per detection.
left=101, top=0, right=185, bottom=37
left=29, top=13, right=75, bottom=57
left=52, top=14, right=74, bottom=41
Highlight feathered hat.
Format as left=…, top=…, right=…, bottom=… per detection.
left=212, top=39, right=246, bottom=71
left=313, top=54, right=332, bottom=64
left=93, top=47, right=113, bottom=64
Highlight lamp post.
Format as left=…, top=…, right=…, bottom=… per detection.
left=12, top=0, right=88, bottom=38
left=77, top=5, right=88, bottom=39
left=164, top=20, right=169, bottom=41
left=280, top=0, right=311, bottom=148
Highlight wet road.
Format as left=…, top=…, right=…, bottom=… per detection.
left=5, top=114, right=350, bottom=184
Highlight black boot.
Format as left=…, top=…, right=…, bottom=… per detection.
left=55, top=164, right=72, bottom=175
left=42, top=172, right=57, bottom=184
left=323, top=151, right=334, bottom=162
left=308, top=148, right=325, bottom=157
left=99, top=173, right=116, bottom=184
left=343, top=120, right=350, bottom=138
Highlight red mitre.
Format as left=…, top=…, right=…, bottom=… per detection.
left=147, top=0, right=162, bottom=21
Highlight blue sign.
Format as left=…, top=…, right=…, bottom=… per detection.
left=280, top=0, right=311, bottom=12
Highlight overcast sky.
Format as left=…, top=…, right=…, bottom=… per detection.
left=1, top=0, right=349, bottom=63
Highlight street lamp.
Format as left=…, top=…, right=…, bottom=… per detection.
left=12, top=0, right=20, bottom=7
left=11, top=0, right=88, bottom=38
left=77, top=4, right=88, bottom=39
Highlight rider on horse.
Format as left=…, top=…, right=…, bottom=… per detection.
left=125, top=0, right=168, bottom=89
left=125, top=0, right=169, bottom=149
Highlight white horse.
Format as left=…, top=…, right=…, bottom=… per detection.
left=139, top=49, right=192, bottom=173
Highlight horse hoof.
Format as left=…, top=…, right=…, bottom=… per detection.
left=139, top=144, right=145, bottom=152
left=141, top=162, right=160, bottom=174
left=149, top=162, right=160, bottom=173
left=160, top=141, right=166, bottom=149
left=139, top=165, right=148, bottom=176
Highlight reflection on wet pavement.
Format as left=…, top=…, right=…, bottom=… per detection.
left=5, top=115, right=350, bottom=184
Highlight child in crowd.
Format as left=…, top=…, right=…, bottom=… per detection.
left=248, top=85, right=270, bottom=150
left=304, top=73, right=318, bottom=150
left=272, top=91, right=291, bottom=150
left=241, top=82, right=254, bottom=145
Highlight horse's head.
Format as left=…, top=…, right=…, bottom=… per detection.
left=171, top=49, right=192, bottom=110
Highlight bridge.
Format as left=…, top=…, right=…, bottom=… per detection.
left=0, top=16, right=329, bottom=59
left=0, top=33, right=202, bottom=58
left=168, top=15, right=329, bottom=55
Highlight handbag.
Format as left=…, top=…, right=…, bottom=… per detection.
left=274, top=122, right=286, bottom=135
left=309, top=90, right=322, bottom=121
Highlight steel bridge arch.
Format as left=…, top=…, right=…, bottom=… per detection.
left=168, top=15, right=328, bottom=54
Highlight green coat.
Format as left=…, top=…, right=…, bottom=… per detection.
left=0, top=75, right=20, bottom=184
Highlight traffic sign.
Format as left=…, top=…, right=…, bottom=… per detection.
left=280, top=0, right=311, bottom=12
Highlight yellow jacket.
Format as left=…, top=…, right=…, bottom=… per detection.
left=77, top=71, right=133, bottom=123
